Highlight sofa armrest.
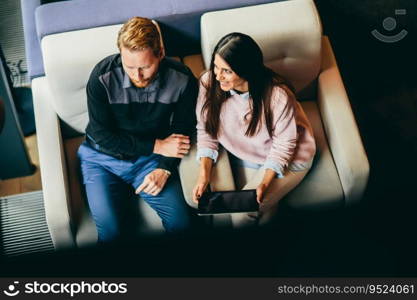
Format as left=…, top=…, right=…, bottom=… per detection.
left=317, top=36, right=369, bottom=205
left=32, top=77, right=75, bottom=249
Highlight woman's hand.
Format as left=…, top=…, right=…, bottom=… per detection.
left=256, top=169, right=276, bottom=203
left=192, top=157, right=214, bottom=203
left=256, top=183, right=270, bottom=203
left=192, top=176, right=209, bottom=203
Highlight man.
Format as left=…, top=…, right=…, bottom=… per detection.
left=77, top=17, right=197, bottom=242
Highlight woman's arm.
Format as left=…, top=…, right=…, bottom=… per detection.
left=192, top=73, right=219, bottom=203
left=257, top=87, right=298, bottom=202
left=195, top=73, right=220, bottom=161
left=263, top=87, right=297, bottom=177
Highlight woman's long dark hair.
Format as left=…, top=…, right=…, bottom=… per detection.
left=202, top=32, right=296, bottom=138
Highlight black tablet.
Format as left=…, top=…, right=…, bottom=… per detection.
left=197, top=189, right=259, bottom=215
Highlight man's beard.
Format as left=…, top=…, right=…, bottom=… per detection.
left=131, top=69, right=159, bottom=88
left=132, top=78, right=151, bottom=88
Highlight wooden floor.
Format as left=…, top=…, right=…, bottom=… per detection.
left=0, top=134, right=42, bottom=196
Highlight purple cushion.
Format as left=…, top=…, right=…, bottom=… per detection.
left=21, top=0, right=43, bottom=78
left=35, top=0, right=173, bottom=39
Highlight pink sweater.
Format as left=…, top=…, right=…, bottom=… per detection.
left=196, top=73, right=316, bottom=176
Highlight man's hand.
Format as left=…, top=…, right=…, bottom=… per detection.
left=135, top=169, right=170, bottom=196
left=153, top=134, right=190, bottom=158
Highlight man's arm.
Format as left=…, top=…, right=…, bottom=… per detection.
left=85, top=69, right=155, bottom=158
left=156, top=74, right=198, bottom=172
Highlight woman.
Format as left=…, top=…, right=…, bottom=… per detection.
left=192, top=32, right=316, bottom=227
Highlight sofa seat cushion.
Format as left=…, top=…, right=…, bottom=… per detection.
left=285, top=101, right=344, bottom=210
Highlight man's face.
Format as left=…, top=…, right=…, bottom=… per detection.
left=121, top=47, right=162, bottom=88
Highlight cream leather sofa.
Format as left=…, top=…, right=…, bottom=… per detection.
left=32, top=0, right=369, bottom=250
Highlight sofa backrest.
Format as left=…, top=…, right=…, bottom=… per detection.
left=41, top=24, right=122, bottom=133
left=201, top=0, right=322, bottom=95
left=26, top=0, right=285, bottom=78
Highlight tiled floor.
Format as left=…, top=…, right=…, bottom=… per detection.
left=0, top=134, right=42, bottom=197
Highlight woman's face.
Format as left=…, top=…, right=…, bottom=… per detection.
left=213, top=54, right=248, bottom=92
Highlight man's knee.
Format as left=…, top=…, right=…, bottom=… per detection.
left=95, top=218, right=122, bottom=243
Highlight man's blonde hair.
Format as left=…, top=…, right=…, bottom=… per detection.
left=117, top=17, right=162, bottom=56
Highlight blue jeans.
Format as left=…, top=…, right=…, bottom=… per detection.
left=77, top=141, right=190, bottom=242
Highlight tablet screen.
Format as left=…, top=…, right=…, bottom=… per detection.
left=197, top=190, right=258, bottom=215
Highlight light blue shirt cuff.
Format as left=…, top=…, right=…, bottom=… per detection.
left=196, top=148, right=219, bottom=163
left=288, top=161, right=313, bottom=172
left=262, top=160, right=285, bottom=178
